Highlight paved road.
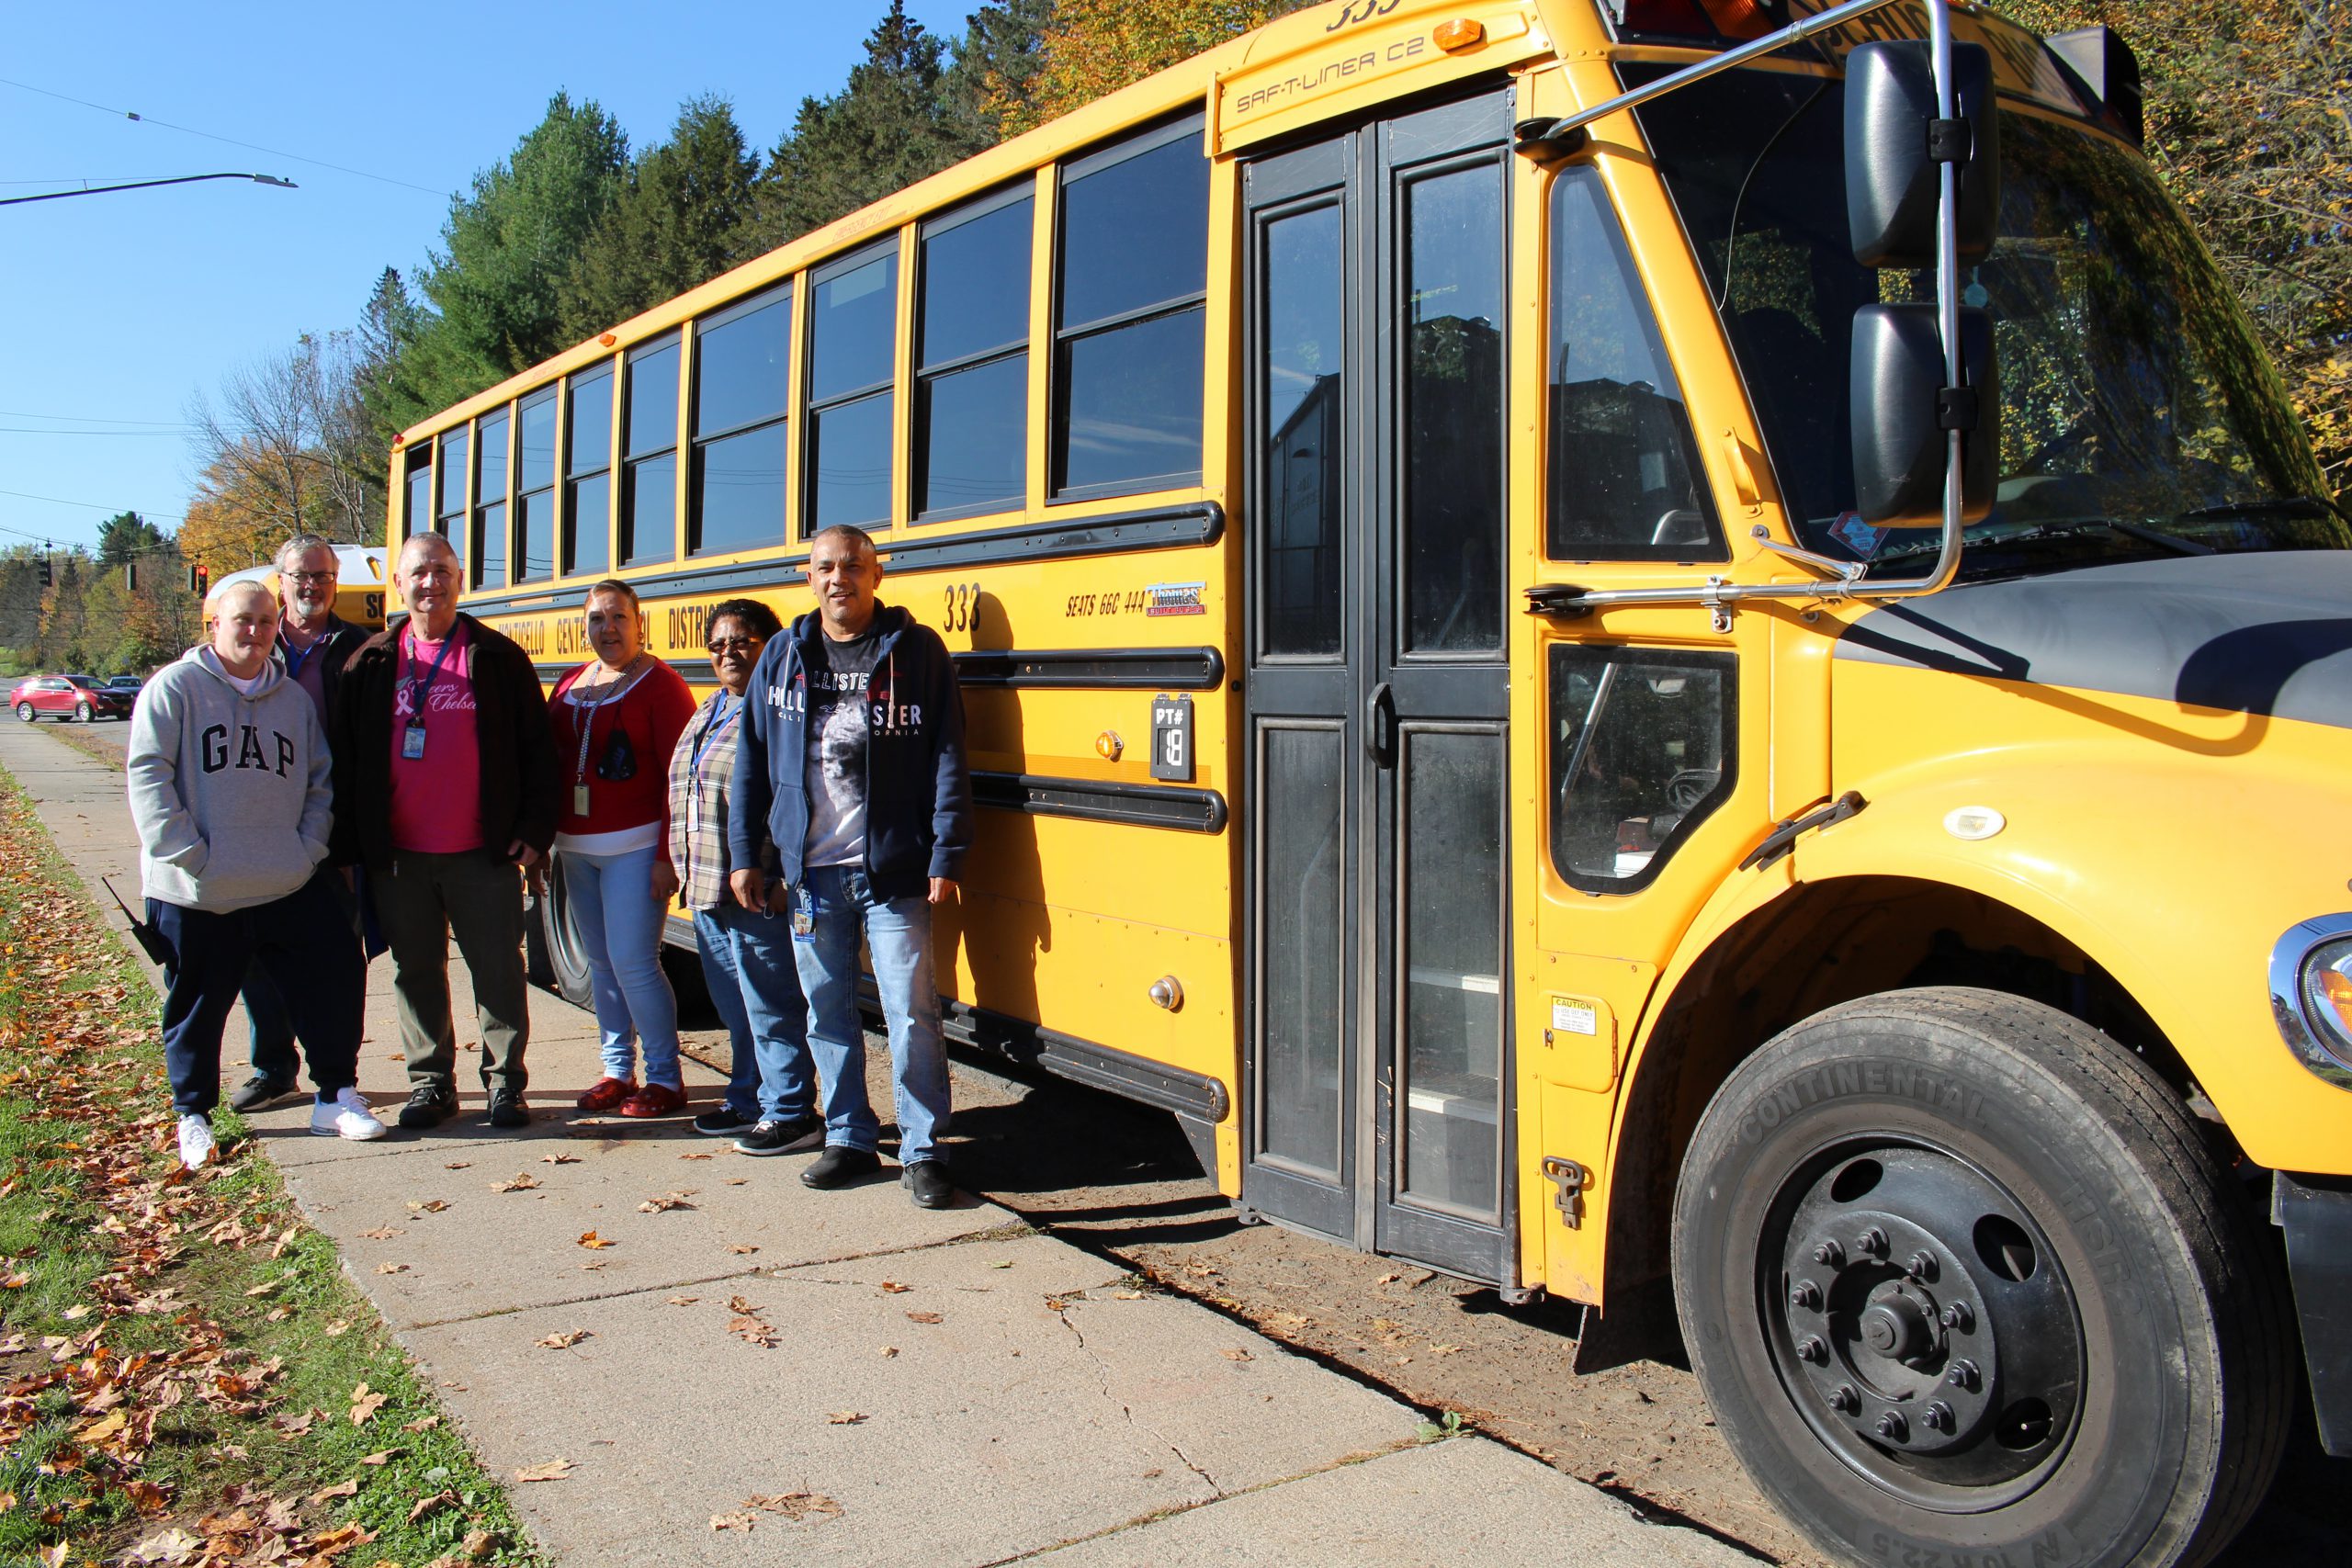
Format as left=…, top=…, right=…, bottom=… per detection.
left=0, top=718, right=1757, bottom=1568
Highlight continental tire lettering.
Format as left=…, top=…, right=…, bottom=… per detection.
left=1736, top=1059, right=1987, bottom=1145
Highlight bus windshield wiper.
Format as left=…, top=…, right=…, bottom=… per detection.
left=1868, top=518, right=2209, bottom=570
left=2178, top=494, right=2341, bottom=526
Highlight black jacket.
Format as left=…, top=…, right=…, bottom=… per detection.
left=729, top=602, right=971, bottom=902
left=331, top=613, right=560, bottom=870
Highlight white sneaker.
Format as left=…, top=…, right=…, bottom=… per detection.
left=311, top=1088, right=388, bottom=1142
left=177, top=1113, right=216, bottom=1171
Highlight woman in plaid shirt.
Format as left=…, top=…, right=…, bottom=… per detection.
left=668, top=599, right=823, bottom=1153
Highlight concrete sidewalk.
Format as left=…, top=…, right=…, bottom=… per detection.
left=0, top=719, right=1754, bottom=1568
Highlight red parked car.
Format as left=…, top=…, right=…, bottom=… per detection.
left=9, top=673, right=135, bottom=723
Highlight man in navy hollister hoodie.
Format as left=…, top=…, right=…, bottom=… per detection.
left=128, top=580, right=384, bottom=1171
left=728, top=525, right=971, bottom=1208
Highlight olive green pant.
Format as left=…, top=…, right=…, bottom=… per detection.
left=372, top=850, right=531, bottom=1096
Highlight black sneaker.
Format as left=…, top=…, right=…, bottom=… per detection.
left=734, top=1114, right=824, bottom=1157
left=397, top=1082, right=458, bottom=1131
left=227, top=1074, right=301, bottom=1113
left=799, top=1145, right=880, bottom=1188
left=485, top=1089, right=530, bottom=1129
left=901, top=1159, right=958, bottom=1210
left=692, top=1106, right=755, bottom=1136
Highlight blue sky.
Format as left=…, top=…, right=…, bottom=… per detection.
left=2, top=1, right=975, bottom=555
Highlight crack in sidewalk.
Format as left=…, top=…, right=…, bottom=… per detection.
left=1055, top=1296, right=1222, bottom=1497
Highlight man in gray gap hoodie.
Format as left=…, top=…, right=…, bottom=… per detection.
left=127, top=579, right=384, bottom=1170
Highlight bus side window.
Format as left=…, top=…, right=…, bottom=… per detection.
left=1051, top=116, right=1208, bottom=502
left=1549, top=645, right=1736, bottom=894
left=1546, top=167, right=1725, bottom=562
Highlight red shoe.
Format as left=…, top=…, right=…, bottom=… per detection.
left=576, top=1077, right=637, bottom=1113
left=619, top=1081, right=687, bottom=1119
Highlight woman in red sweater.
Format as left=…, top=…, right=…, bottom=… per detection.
left=547, top=580, right=697, bottom=1117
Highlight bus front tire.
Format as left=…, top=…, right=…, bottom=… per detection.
left=1671, top=987, right=2290, bottom=1568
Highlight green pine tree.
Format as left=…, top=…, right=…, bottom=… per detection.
left=747, top=1, right=994, bottom=248
left=413, top=93, right=629, bottom=401
left=558, top=96, right=765, bottom=344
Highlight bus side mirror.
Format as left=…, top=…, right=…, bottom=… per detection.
left=1849, top=304, right=1997, bottom=525
left=1844, top=39, right=1999, bottom=267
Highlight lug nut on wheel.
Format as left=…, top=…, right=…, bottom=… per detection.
left=1905, top=1249, right=1937, bottom=1280
left=1813, top=1238, right=1845, bottom=1269
left=1876, top=1410, right=1908, bottom=1442
left=1856, top=1226, right=1889, bottom=1258
left=1947, top=1358, right=1979, bottom=1390
left=1798, top=1335, right=1828, bottom=1363
left=1830, top=1384, right=1860, bottom=1415
left=1923, top=1400, right=1956, bottom=1433
left=1940, top=1301, right=1974, bottom=1333
left=1790, top=1280, right=1821, bottom=1310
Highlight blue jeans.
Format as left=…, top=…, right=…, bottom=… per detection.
left=793, top=864, right=950, bottom=1163
left=693, top=901, right=812, bottom=1121
left=559, top=843, right=682, bottom=1088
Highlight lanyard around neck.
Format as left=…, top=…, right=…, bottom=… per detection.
left=688, top=693, right=743, bottom=782
left=401, top=624, right=459, bottom=722
left=571, top=658, right=644, bottom=784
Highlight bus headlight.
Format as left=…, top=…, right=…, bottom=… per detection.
left=2269, top=917, right=2352, bottom=1089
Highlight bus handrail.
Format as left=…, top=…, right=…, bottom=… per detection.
left=1526, top=0, right=1970, bottom=618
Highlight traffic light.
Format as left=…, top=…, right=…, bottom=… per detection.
left=187, top=564, right=209, bottom=595
left=38, top=556, right=51, bottom=589
left=124, top=562, right=139, bottom=592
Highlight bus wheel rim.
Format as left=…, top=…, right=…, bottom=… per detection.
left=1763, top=1139, right=2086, bottom=1512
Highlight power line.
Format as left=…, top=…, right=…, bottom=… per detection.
left=0, top=487, right=187, bottom=525
left=0, top=75, right=452, bottom=199
left=0, top=426, right=186, bottom=437
left=0, top=409, right=197, bottom=427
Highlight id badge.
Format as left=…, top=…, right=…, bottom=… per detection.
left=790, top=884, right=815, bottom=941
left=401, top=722, right=427, bottom=761
left=684, top=794, right=701, bottom=836
left=573, top=783, right=592, bottom=817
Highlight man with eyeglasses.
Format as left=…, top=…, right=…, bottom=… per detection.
left=229, top=535, right=374, bottom=1113
left=333, top=533, right=560, bottom=1132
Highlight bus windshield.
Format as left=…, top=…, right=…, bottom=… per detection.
left=1628, top=65, right=2348, bottom=579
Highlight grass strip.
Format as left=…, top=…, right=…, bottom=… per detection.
left=0, top=762, right=545, bottom=1568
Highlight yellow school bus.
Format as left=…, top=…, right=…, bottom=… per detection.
left=386, top=2, right=2352, bottom=1562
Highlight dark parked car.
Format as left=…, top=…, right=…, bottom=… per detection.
left=9, top=673, right=134, bottom=723
left=104, top=675, right=143, bottom=694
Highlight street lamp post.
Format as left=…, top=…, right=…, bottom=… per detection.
left=0, top=173, right=297, bottom=207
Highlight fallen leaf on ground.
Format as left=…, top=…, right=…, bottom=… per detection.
left=1112, top=1290, right=1145, bottom=1300
left=408, top=1490, right=457, bottom=1523
left=537, top=1329, right=592, bottom=1349
left=358, top=1227, right=405, bottom=1241
left=311, top=1479, right=359, bottom=1503
left=677, top=1152, right=712, bottom=1161
left=666, top=1296, right=698, bottom=1306
left=409, top=1198, right=450, bottom=1212
left=323, top=1318, right=352, bottom=1335
left=878, top=1345, right=899, bottom=1358
left=360, top=1449, right=396, bottom=1465
left=746, top=1491, right=842, bottom=1522
left=905, top=1310, right=943, bottom=1325
left=878, top=1280, right=910, bottom=1293
left=401, top=1415, right=441, bottom=1433
left=724, top=1177, right=748, bottom=1185
left=826, top=1410, right=866, bottom=1425
left=1220, top=1348, right=1253, bottom=1362
left=726, top=1243, right=758, bottom=1254
left=491, top=1173, right=539, bottom=1192
left=441, top=1163, right=469, bottom=1171
left=637, top=1196, right=694, bottom=1213
left=349, top=1383, right=389, bottom=1425
left=989, top=1260, right=1012, bottom=1269
left=576, top=1230, right=615, bottom=1249
left=1431, top=1343, right=1462, bottom=1355
left=710, top=1511, right=758, bottom=1532
left=374, top=1262, right=409, bottom=1275
left=541, top=1152, right=580, bottom=1165
left=514, top=1459, right=574, bottom=1483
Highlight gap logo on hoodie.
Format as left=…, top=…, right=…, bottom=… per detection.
left=200, top=721, right=298, bottom=776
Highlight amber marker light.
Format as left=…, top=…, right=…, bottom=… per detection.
left=600, top=332, right=617, bottom=346
left=1433, top=17, right=1485, bottom=51
left=1096, top=731, right=1124, bottom=761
